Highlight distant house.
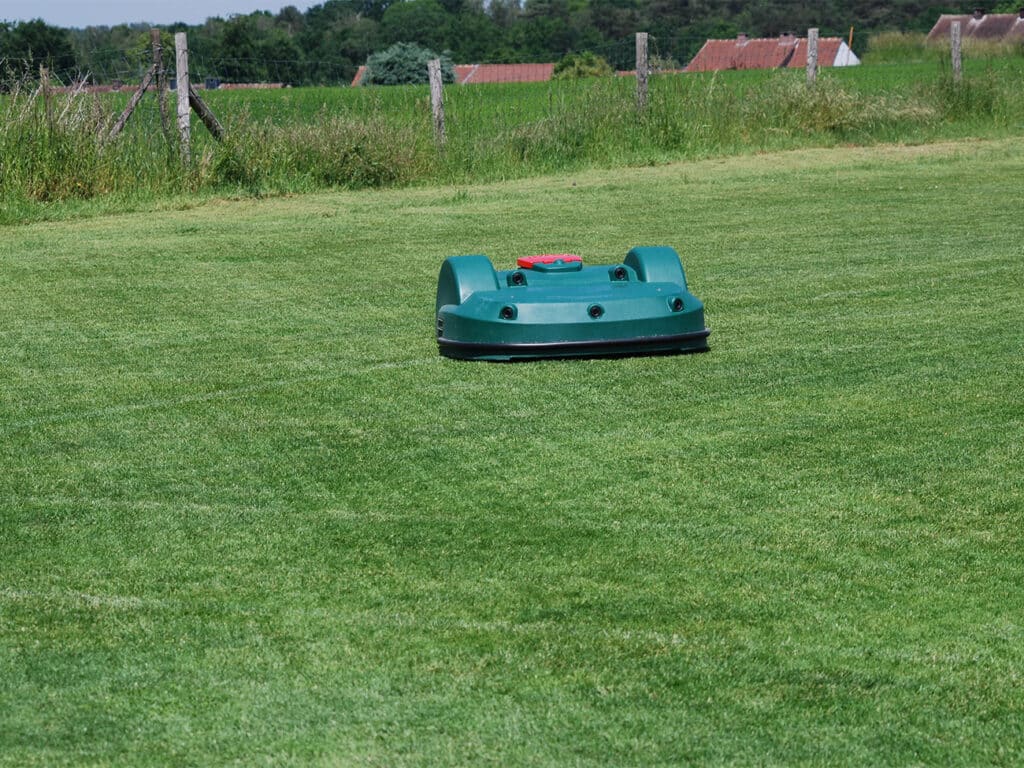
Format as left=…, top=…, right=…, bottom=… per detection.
left=685, top=34, right=860, bottom=73
left=351, top=63, right=555, bottom=86
left=456, top=63, right=556, bottom=84
left=926, top=9, right=1024, bottom=43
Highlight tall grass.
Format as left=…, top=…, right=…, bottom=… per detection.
left=213, top=112, right=434, bottom=191
left=0, top=77, right=191, bottom=220
left=418, top=67, right=1024, bottom=181
left=863, top=32, right=942, bottom=64
left=3, top=59, right=1024, bottom=222
left=864, top=30, right=1024, bottom=64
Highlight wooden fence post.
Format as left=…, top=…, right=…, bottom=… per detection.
left=175, top=32, right=191, bottom=165
left=806, top=28, right=819, bottom=86
left=951, top=21, right=962, bottom=82
left=635, top=32, right=649, bottom=111
left=106, top=65, right=156, bottom=142
left=427, top=59, right=446, bottom=146
left=104, top=33, right=222, bottom=147
left=188, top=85, right=226, bottom=140
left=151, top=28, right=171, bottom=141
left=40, top=66, right=53, bottom=131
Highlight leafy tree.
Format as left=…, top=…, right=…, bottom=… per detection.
left=218, top=16, right=262, bottom=81
left=1, top=19, right=76, bottom=73
left=297, top=0, right=378, bottom=82
left=276, top=5, right=306, bottom=33
left=258, top=28, right=305, bottom=84
left=363, top=42, right=454, bottom=84
left=0, top=22, right=11, bottom=60
left=380, top=0, right=451, bottom=49
left=446, top=10, right=504, bottom=61
left=589, top=0, right=641, bottom=40
left=488, top=0, right=523, bottom=29
left=356, top=0, right=399, bottom=21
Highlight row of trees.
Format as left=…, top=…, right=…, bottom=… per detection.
left=0, top=19, right=77, bottom=72
left=0, top=0, right=1009, bottom=86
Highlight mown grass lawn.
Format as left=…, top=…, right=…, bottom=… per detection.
left=1, top=138, right=1023, bottom=766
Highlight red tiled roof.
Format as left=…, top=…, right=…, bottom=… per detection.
left=351, top=60, right=689, bottom=87
left=461, top=63, right=555, bottom=84
left=616, top=69, right=685, bottom=76
left=686, top=38, right=793, bottom=72
left=927, top=12, right=1024, bottom=42
left=927, top=13, right=975, bottom=42
left=786, top=39, right=843, bottom=68
left=453, top=65, right=476, bottom=84
left=685, top=36, right=852, bottom=73
left=351, top=62, right=555, bottom=86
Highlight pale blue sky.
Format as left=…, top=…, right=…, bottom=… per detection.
left=2, top=1, right=314, bottom=28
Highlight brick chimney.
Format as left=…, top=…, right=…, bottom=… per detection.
left=737, top=32, right=748, bottom=44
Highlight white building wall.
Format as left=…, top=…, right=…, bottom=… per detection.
left=832, top=41, right=861, bottom=67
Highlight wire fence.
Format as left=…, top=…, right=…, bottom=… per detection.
left=3, top=24, right=910, bottom=94
left=1, top=26, right=977, bottom=97
left=2, top=33, right=724, bottom=89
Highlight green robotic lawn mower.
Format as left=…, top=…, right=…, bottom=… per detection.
left=435, top=246, right=710, bottom=361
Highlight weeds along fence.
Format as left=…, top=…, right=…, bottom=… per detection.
left=3, top=29, right=1024, bottom=220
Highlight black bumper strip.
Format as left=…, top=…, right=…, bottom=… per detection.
left=438, top=328, right=710, bottom=357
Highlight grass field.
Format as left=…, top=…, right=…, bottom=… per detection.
left=198, top=56, right=1024, bottom=119
left=2, top=137, right=1023, bottom=765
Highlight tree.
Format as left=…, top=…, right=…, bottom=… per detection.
left=488, top=0, right=522, bottom=29
left=1, top=19, right=76, bottom=74
left=380, top=0, right=451, bottom=50
left=589, top=0, right=640, bottom=41
left=219, top=15, right=262, bottom=81
left=258, top=28, right=305, bottom=84
left=356, top=0, right=398, bottom=21
left=299, top=1, right=378, bottom=84
left=446, top=10, right=504, bottom=61
left=363, top=42, right=454, bottom=84
left=276, top=5, right=306, bottom=33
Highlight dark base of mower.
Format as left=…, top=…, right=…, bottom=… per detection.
left=438, top=329, right=711, bottom=362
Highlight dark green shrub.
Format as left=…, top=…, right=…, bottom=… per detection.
left=363, top=43, right=454, bottom=86
left=553, top=52, right=613, bottom=80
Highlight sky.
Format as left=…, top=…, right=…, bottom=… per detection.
left=1, top=1, right=314, bottom=28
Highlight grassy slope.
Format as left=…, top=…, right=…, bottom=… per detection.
left=1, top=138, right=1023, bottom=766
